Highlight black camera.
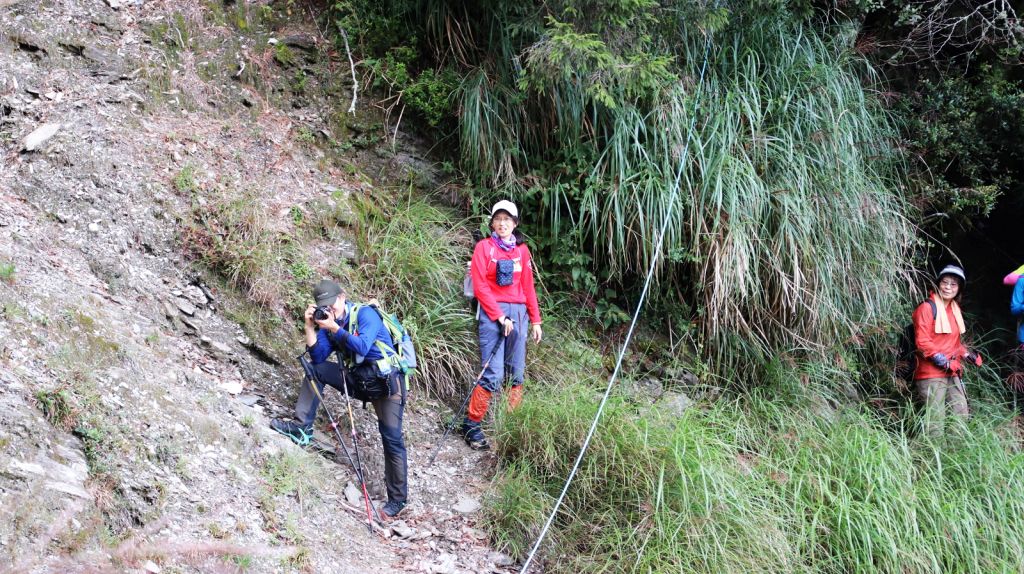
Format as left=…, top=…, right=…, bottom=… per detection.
left=313, top=306, right=331, bottom=322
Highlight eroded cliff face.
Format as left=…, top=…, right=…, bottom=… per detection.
left=1, top=1, right=514, bottom=572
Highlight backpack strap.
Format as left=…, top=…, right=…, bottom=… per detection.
left=928, top=299, right=937, bottom=320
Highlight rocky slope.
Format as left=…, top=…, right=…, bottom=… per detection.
left=1, top=1, right=518, bottom=572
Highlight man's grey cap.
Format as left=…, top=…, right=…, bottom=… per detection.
left=313, top=279, right=342, bottom=307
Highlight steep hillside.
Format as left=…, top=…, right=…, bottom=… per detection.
left=1, top=1, right=518, bottom=572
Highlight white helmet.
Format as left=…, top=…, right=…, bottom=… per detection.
left=490, top=200, right=518, bottom=219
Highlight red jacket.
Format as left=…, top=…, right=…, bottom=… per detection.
left=471, top=239, right=542, bottom=324
left=913, top=296, right=968, bottom=380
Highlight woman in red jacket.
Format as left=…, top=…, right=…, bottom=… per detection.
left=461, top=200, right=543, bottom=450
left=913, top=264, right=982, bottom=437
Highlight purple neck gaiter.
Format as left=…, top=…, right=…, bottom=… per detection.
left=490, top=232, right=516, bottom=252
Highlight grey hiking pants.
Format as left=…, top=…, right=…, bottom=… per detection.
left=479, top=302, right=529, bottom=392
left=295, top=361, right=408, bottom=504
left=916, top=376, right=969, bottom=437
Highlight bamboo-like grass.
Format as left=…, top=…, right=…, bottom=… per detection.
left=456, top=13, right=915, bottom=384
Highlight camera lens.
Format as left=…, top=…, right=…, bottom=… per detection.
left=313, top=306, right=329, bottom=321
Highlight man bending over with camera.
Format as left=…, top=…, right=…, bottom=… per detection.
left=270, top=279, right=409, bottom=518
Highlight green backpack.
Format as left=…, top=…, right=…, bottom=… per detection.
left=348, top=302, right=417, bottom=379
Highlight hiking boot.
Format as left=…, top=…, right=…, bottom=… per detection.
left=461, top=421, right=490, bottom=451
left=270, top=419, right=312, bottom=446
left=381, top=500, right=407, bottom=518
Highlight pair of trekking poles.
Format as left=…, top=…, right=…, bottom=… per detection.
left=296, top=332, right=506, bottom=530
left=297, top=353, right=381, bottom=533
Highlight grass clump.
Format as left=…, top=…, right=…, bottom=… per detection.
left=35, top=387, right=80, bottom=431
left=173, top=164, right=198, bottom=195
left=0, top=261, right=15, bottom=283
left=489, top=384, right=793, bottom=573
left=488, top=363, right=1024, bottom=573
left=182, top=188, right=320, bottom=342
left=259, top=450, right=323, bottom=539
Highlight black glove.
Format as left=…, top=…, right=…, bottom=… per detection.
left=965, top=352, right=983, bottom=367
left=930, top=352, right=950, bottom=370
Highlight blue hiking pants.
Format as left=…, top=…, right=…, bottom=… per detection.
left=478, top=302, right=529, bottom=392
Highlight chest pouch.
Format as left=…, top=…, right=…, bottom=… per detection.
left=495, top=258, right=516, bottom=286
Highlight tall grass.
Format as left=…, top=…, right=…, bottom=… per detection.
left=453, top=10, right=915, bottom=384
left=488, top=362, right=1024, bottom=573
left=347, top=191, right=478, bottom=398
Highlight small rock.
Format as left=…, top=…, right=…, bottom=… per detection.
left=221, top=381, right=243, bottom=395
left=237, top=394, right=260, bottom=407
left=183, top=285, right=208, bottom=306
left=142, top=560, right=161, bottom=573
left=390, top=520, right=416, bottom=539
left=425, top=553, right=458, bottom=574
left=488, top=552, right=514, bottom=567
left=180, top=317, right=200, bottom=332
left=22, top=122, right=61, bottom=151
left=88, top=222, right=101, bottom=234
left=162, top=300, right=180, bottom=319
left=452, top=496, right=480, bottom=514
left=282, top=34, right=316, bottom=51
left=659, top=391, right=692, bottom=417
left=343, top=482, right=361, bottom=506
left=174, top=297, right=197, bottom=316
left=207, top=340, right=232, bottom=355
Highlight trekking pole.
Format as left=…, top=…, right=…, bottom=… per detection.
left=338, top=364, right=385, bottom=526
left=427, top=332, right=505, bottom=466
left=298, top=355, right=360, bottom=471
left=297, top=354, right=381, bottom=532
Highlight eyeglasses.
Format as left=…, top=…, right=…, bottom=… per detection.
left=939, top=280, right=959, bottom=288
left=493, top=216, right=515, bottom=223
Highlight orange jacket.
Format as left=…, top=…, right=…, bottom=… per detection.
left=913, top=296, right=968, bottom=380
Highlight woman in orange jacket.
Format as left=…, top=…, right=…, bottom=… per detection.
left=913, top=265, right=982, bottom=436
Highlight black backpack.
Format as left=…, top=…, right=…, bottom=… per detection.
left=895, top=300, right=937, bottom=381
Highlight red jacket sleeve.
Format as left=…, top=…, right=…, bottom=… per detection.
left=521, top=246, right=542, bottom=324
left=472, top=241, right=503, bottom=321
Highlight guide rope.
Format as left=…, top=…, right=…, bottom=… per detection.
left=518, top=31, right=716, bottom=573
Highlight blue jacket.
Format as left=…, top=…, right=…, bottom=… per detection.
left=1012, top=277, right=1024, bottom=344
left=309, top=302, right=396, bottom=365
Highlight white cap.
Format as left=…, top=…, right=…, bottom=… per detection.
left=938, top=264, right=966, bottom=284
left=490, top=200, right=518, bottom=219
